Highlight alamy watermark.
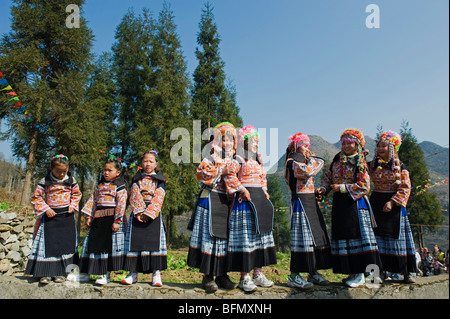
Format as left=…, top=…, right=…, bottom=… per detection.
left=170, top=120, right=279, bottom=171
left=366, top=4, right=380, bottom=29
left=65, top=4, right=80, bottom=28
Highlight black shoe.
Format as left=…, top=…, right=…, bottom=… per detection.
left=202, top=275, right=218, bottom=293
left=215, top=275, right=237, bottom=290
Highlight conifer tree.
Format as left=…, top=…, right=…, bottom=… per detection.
left=112, top=8, right=153, bottom=159
left=191, top=2, right=242, bottom=132
left=398, top=121, right=443, bottom=245
left=0, top=0, right=94, bottom=205
left=140, top=3, right=198, bottom=244
left=267, top=174, right=290, bottom=253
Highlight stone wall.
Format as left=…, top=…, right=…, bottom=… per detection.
left=0, top=211, right=34, bottom=275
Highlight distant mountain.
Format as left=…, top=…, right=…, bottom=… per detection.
left=419, top=141, right=449, bottom=176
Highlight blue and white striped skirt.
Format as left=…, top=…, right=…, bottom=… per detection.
left=25, top=216, right=79, bottom=277
left=376, top=212, right=417, bottom=274
left=227, top=201, right=277, bottom=273
left=290, top=199, right=332, bottom=273
left=78, top=218, right=127, bottom=275
left=123, top=212, right=167, bottom=273
left=187, top=197, right=228, bottom=276
left=331, top=203, right=382, bottom=274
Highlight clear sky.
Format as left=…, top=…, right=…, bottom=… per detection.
left=0, top=0, right=448, bottom=167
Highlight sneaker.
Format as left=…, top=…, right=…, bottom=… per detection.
left=215, top=275, right=236, bottom=290
left=66, top=272, right=78, bottom=282
left=53, top=276, right=66, bottom=283
left=122, top=272, right=138, bottom=285
left=78, top=273, right=91, bottom=282
left=239, top=275, right=257, bottom=292
left=253, top=273, right=274, bottom=288
left=287, top=274, right=313, bottom=289
left=404, top=273, right=416, bottom=283
left=39, top=277, right=51, bottom=284
left=345, top=273, right=365, bottom=288
left=308, top=272, right=330, bottom=286
left=95, top=272, right=110, bottom=285
left=152, top=271, right=162, bottom=287
left=202, top=275, right=218, bottom=293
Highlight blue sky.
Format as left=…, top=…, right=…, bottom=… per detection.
left=0, top=0, right=448, bottom=167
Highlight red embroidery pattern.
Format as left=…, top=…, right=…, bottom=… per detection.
left=369, top=166, right=411, bottom=207
left=292, top=157, right=324, bottom=194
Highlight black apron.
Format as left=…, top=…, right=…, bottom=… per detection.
left=209, top=190, right=231, bottom=239
left=44, top=209, right=77, bottom=257
left=247, top=187, right=274, bottom=234
left=88, top=210, right=115, bottom=254
left=296, top=193, right=330, bottom=247
left=130, top=204, right=164, bottom=252
left=370, top=191, right=401, bottom=239
left=331, top=192, right=361, bottom=240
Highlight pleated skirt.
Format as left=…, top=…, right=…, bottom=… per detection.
left=24, top=216, right=79, bottom=277
left=290, top=199, right=332, bottom=273
left=78, top=218, right=127, bottom=275
left=376, top=213, right=417, bottom=274
left=331, top=205, right=382, bottom=274
left=123, top=212, right=167, bottom=273
left=227, top=201, right=277, bottom=273
left=187, top=198, right=228, bottom=276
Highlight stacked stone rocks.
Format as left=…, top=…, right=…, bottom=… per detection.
left=0, top=211, right=34, bottom=275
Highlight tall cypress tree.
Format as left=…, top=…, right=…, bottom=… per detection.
left=398, top=121, right=443, bottom=246
left=191, top=2, right=242, bottom=131
left=141, top=3, right=198, bottom=244
left=0, top=0, right=94, bottom=205
left=267, top=174, right=290, bottom=253
left=112, top=8, right=153, bottom=159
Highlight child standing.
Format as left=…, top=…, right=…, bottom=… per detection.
left=78, top=156, right=128, bottom=285
left=316, top=128, right=381, bottom=288
left=26, top=154, right=82, bottom=284
left=122, top=150, right=167, bottom=286
left=227, top=125, right=277, bottom=292
left=284, top=132, right=331, bottom=289
left=187, top=122, right=243, bottom=293
left=368, top=131, right=417, bottom=283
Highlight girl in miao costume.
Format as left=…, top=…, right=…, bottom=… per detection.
left=26, top=155, right=82, bottom=284
left=284, top=133, right=331, bottom=289
left=317, top=128, right=381, bottom=288
left=227, top=125, right=277, bottom=292
left=187, top=122, right=242, bottom=293
left=368, top=131, right=417, bottom=283
left=78, top=157, right=128, bottom=285
left=122, top=150, right=167, bottom=287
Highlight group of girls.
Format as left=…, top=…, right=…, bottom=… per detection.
left=25, top=123, right=417, bottom=291
left=26, top=151, right=168, bottom=286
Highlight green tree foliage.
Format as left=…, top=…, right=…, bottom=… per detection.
left=132, top=3, right=198, bottom=244
left=398, top=121, right=443, bottom=236
left=267, top=174, right=290, bottom=253
left=191, top=2, right=242, bottom=131
left=0, top=0, right=95, bottom=205
left=112, top=9, right=153, bottom=159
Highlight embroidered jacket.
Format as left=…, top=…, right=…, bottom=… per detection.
left=285, top=156, right=324, bottom=194
left=81, top=176, right=127, bottom=223
left=31, top=172, right=82, bottom=217
left=196, top=153, right=243, bottom=195
left=369, top=163, right=411, bottom=207
left=235, top=154, right=267, bottom=190
left=321, top=156, right=371, bottom=201
left=129, top=170, right=166, bottom=219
